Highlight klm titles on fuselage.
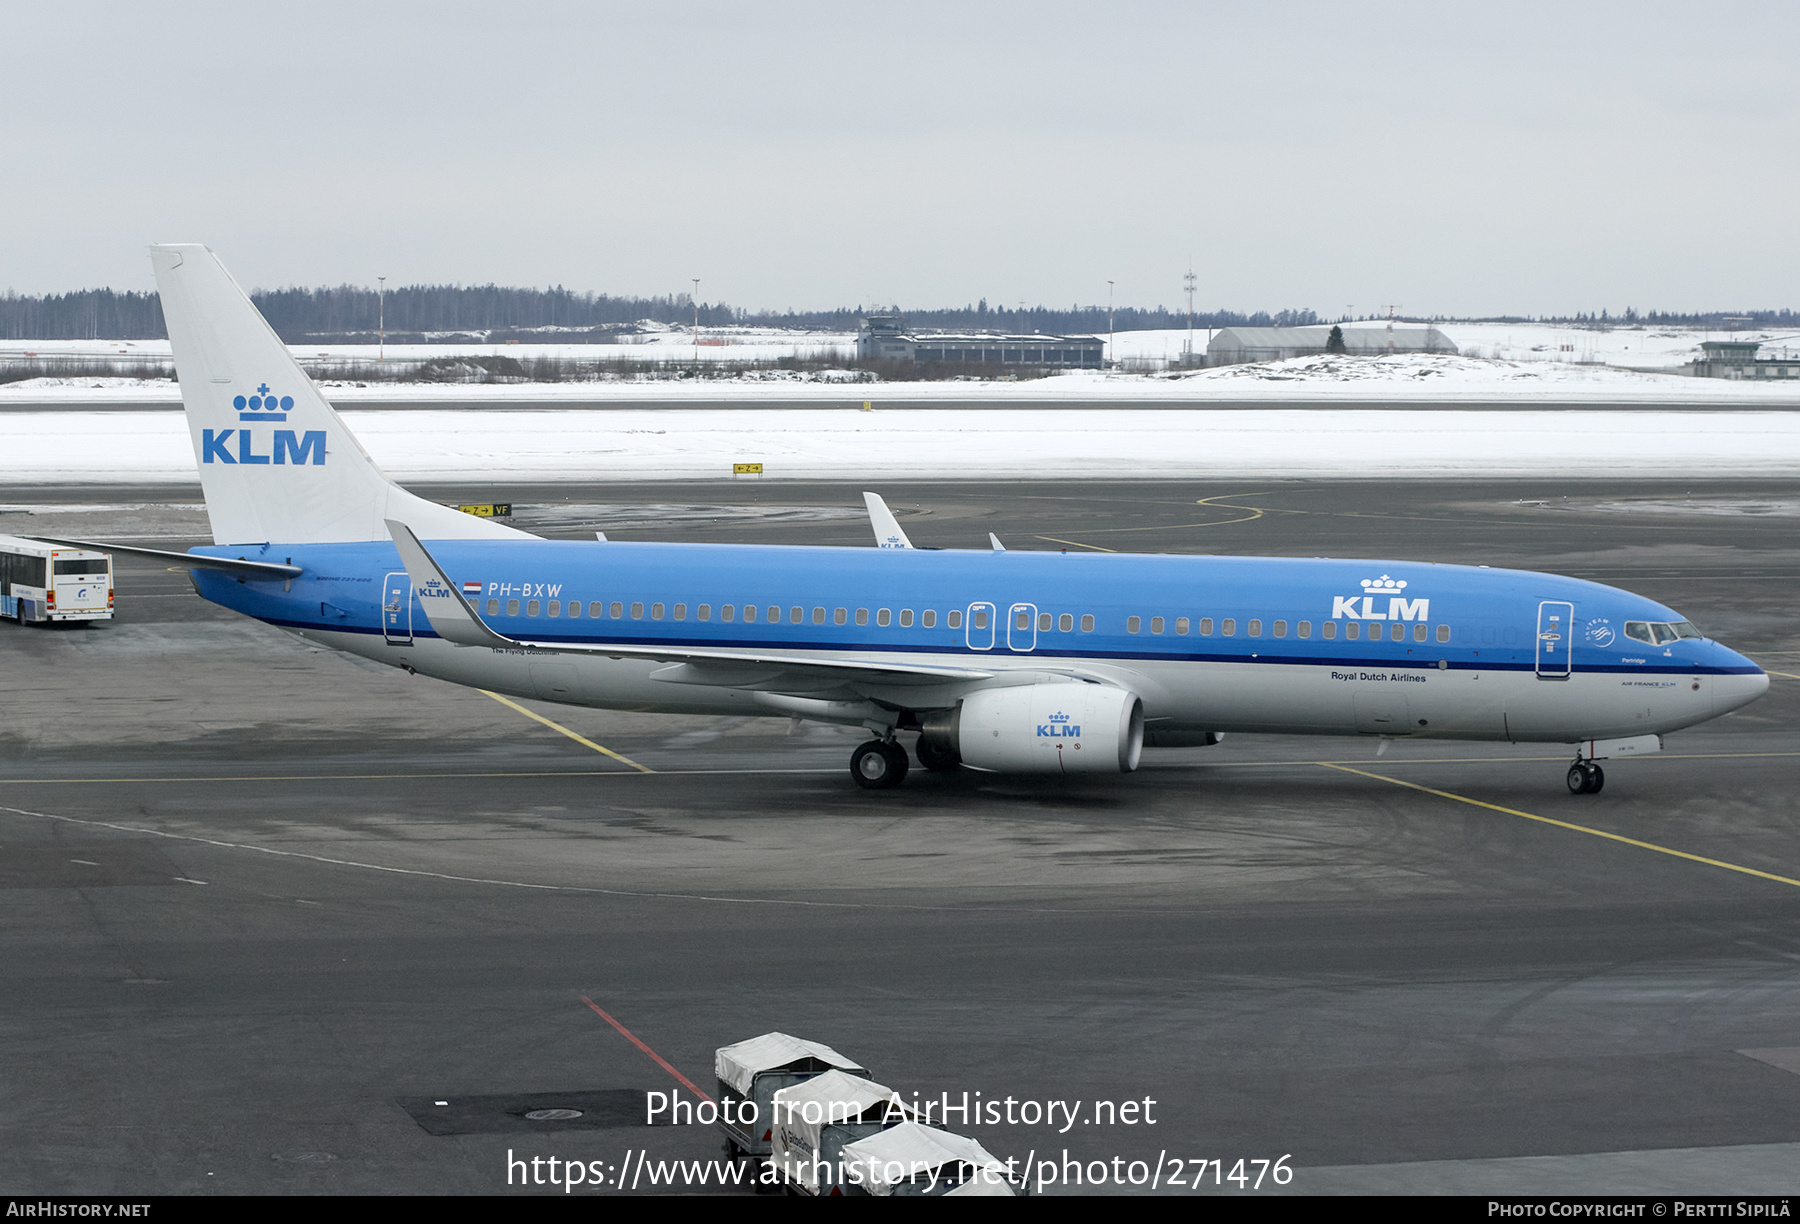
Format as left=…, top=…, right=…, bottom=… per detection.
left=1332, top=575, right=1428, bottom=621
left=201, top=383, right=326, bottom=465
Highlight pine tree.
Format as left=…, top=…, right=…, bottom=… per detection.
left=1325, top=324, right=1347, bottom=354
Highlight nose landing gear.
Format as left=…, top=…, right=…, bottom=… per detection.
left=851, top=739, right=910, bottom=790
left=1566, top=760, right=1605, bottom=795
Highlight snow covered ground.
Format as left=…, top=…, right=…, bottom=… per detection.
left=7, top=354, right=1800, bottom=404
left=7, top=405, right=1798, bottom=484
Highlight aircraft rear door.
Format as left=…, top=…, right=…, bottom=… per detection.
left=383, top=571, right=413, bottom=645
left=1535, top=600, right=1572, bottom=679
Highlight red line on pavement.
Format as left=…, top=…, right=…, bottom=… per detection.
left=581, top=995, right=713, bottom=1101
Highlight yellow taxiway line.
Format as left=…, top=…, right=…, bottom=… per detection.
left=480, top=689, right=654, bottom=773
left=1319, top=762, right=1800, bottom=890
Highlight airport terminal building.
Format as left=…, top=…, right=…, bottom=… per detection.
left=857, top=315, right=1105, bottom=368
left=1206, top=324, right=1459, bottom=366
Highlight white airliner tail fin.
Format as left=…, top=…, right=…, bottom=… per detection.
left=150, top=244, right=530, bottom=545
left=862, top=492, right=913, bottom=549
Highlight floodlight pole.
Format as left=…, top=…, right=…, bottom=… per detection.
left=692, top=278, right=700, bottom=374
left=1107, top=280, right=1115, bottom=369
left=1184, top=266, right=1196, bottom=365
left=378, top=276, right=386, bottom=362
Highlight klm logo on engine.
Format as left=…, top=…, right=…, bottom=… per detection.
left=1332, top=574, right=1428, bottom=622
left=1038, top=711, right=1080, bottom=738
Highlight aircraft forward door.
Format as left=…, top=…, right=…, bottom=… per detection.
left=965, top=602, right=995, bottom=650
left=1536, top=601, right=1572, bottom=679
left=383, top=571, right=413, bottom=645
left=1007, top=603, right=1038, bottom=652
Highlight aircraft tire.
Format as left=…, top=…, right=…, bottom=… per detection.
left=1567, top=764, right=1588, bottom=794
left=1587, top=763, right=1604, bottom=794
left=851, top=740, right=908, bottom=790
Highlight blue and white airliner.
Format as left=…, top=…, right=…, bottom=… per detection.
left=45, top=245, right=1769, bottom=793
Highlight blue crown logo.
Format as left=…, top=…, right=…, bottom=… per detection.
left=235, top=383, right=292, bottom=422
left=1048, top=711, right=1070, bottom=723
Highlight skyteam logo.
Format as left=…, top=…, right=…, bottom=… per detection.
left=235, top=383, right=293, bottom=422
left=1038, top=711, right=1080, bottom=738
left=1332, top=574, right=1429, bottom=621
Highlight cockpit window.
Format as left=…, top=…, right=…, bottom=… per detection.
left=1625, top=619, right=1702, bottom=646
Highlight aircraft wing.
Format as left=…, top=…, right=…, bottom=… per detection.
left=385, top=521, right=994, bottom=688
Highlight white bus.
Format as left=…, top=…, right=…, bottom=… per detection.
left=0, top=535, right=113, bottom=624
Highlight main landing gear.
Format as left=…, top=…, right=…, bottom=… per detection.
left=1566, top=760, right=1605, bottom=795
left=851, top=739, right=910, bottom=790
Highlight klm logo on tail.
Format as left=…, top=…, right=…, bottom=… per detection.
left=202, top=380, right=324, bottom=465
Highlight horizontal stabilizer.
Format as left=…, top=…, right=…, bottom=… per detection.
left=24, top=536, right=300, bottom=579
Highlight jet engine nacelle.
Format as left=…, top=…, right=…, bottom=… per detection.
left=944, top=683, right=1145, bottom=774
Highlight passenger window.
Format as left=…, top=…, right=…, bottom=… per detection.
left=567, top=601, right=580, bottom=619
left=527, top=600, right=540, bottom=617
left=674, top=604, right=686, bottom=621
left=1390, top=623, right=1404, bottom=641
left=548, top=601, right=561, bottom=617
left=1151, top=616, right=1164, bottom=634
left=743, top=605, right=756, bottom=622
left=901, top=609, right=915, bottom=627
left=1412, top=623, right=1425, bottom=642
left=1199, top=617, right=1213, bottom=635
left=698, top=604, right=711, bottom=622
left=631, top=602, right=644, bottom=619
left=721, top=604, right=735, bottom=622
left=1079, top=614, right=1093, bottom=632
left=1297, top=621, right=1311, bottom=639
left=589, top=601, right=602, bottom=618
left=1016, top=610, right=1030, bottom=630
left=652, top=603, right=664, bottom=620
left=487, top=599, right=499, bottom=615
left=812, top=607, right=825, bottom=624
left=1176, top=617, right=1189, bottom=635
left=972, top=609, right=987, bottom=629
left=950, top=610, right=964, bottom=629
left=1222, top=619, right=1236, bottom=636
left=789, top=606, right=801, bottom=624
left=1273, top=620, right=1287, bottom=638
left=1345, top=622, right=1359, bottom=640
left=1435, top=623, right=1448, bottom=642
left=922, top=610, right=936, bottom=628
left=856, top=608, right=869, bottom=626
left=768, top=606, right=780, bottom=624
left=1322, top=621, right=1337, bottom=640
left=1249, top=619, right=1263, bottom=637
left=507, top=599, right=519, bottom=616
left=878, top=609, right=892, bottom=627
left=834, top=608, right=847, bottom=625
left=610, top=601, right=623, bottom=619
left=1128, top=616, right=1141, bottom=634
left=1037, top=612, right=1050, bottom=631
left=1061, top=613, right=1074, bottom=632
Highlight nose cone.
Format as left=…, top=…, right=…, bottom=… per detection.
left=1709, top=643, right=1770, bottom=717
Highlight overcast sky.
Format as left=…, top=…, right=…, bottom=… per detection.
left=4, top=2, right=1796, bottom=316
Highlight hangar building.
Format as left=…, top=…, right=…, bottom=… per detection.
left=1206, top=325, right=1459, bottom=366
left=857, top=315, right=1105, bottom=369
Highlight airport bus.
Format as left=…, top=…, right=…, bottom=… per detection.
left=0, top=535, right=113, bottom=624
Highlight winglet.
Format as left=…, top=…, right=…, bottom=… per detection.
left=989, top=532, right=1006, bottom=552
left=862, top=492, right=913, bottom=549
left=384, top=519, right=515, bottom=648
